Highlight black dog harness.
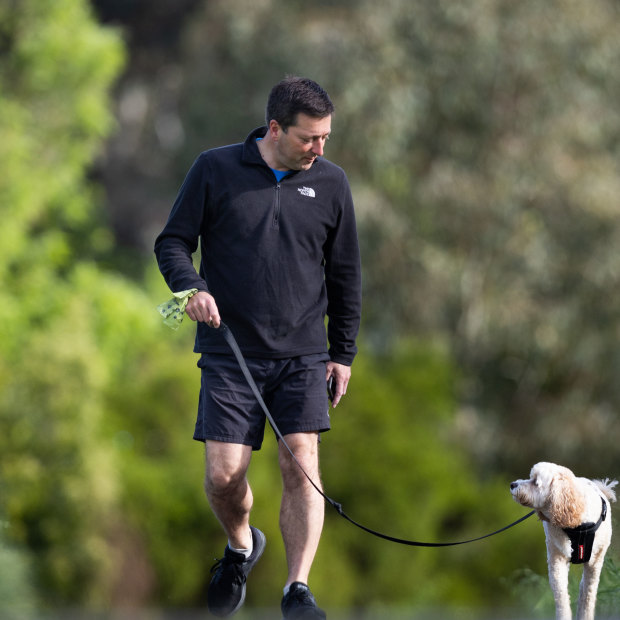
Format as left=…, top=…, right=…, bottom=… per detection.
left=563, top=497, right=607, bottom=564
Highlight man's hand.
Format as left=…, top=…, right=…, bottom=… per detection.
left=326, top=361, right=351, bottom=408
left=185, top=291, right=221, bottom=328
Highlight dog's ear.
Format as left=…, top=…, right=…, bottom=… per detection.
left=548, top=469, right=584, bottom=528
left=532, top=463, right=553, bottom=490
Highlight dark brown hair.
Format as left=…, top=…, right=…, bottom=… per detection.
left=265, top=76, right=334, bottom=130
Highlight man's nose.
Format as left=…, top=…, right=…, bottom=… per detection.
left=312, top=139, right=325, bottom=156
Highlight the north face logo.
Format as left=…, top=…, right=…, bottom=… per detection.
left=297, top=186, right=316, bottom=198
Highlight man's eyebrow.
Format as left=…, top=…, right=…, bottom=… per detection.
left=298, top=131, right=331, bottom=139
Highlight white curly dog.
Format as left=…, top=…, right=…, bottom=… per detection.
left=511, top=462, right=617, bottom=620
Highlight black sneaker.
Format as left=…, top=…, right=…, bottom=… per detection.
left=207, top=525, right=266, bottom=617
left=281, top=582, right=326, bottom=619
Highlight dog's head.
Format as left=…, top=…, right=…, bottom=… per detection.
left=510, top=462, right=584, bottom=528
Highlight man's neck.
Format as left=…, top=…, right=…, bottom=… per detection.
left=257, top=133, right=288, bottom=171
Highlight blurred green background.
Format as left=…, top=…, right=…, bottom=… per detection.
left=1, top=0, right=619, bottom=617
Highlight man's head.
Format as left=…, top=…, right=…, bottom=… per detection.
left=262, top=77, right=334, bottom=172
left=265, top=76, right=334, bottom=130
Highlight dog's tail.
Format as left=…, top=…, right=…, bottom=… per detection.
left=594, top=478, right=618, bottom=503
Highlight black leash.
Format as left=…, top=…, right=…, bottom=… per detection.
left=218, top=322, right=536, bottom=547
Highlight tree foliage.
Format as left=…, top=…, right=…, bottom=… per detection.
left=2, top=0, right=620, bottom=615
left=326, top=0, right=620, bottom=476
left=0, top=0, right=127, bottom=608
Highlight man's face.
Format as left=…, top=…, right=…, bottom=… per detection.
left=271, top=113, right=331, bottom=171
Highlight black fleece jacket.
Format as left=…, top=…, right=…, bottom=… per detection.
left=154, top=126, right=362, bottom=365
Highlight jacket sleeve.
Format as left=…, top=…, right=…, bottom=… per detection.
left=154, top=153, right=210, bottom=294
left=324, top=172, right=362, bottom=365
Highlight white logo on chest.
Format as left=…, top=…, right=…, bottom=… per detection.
left=297, top=186, right=316, bottom=198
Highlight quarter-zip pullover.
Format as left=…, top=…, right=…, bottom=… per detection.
left=154, top=126, right=362, bottom=364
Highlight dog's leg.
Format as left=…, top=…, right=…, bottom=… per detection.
left=547, top=551, right=572, bottom=620
left=576, top=558, right=604, bottom=620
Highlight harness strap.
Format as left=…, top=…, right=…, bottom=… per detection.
left=563, top=497, right=607, bottom=564
left=218, top=322, right=535, bottom=547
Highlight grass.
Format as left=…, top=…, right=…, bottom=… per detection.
left=506, top=555, right=620, bottom=619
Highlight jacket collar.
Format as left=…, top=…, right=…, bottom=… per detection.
left=242, top=126, right=268, bottom=165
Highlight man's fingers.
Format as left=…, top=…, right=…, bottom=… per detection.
left=208, top=314, right=221, bottom=328
left=331, top=378, right=349, bottom=407
left=325, top=361, right=352, bottom=408
left=186, top=292, right=220, bottom=327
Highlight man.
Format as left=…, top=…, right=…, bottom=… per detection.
left=154, top=76, right=361, bottom=618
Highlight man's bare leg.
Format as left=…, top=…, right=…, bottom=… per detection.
left=204, top=440, right=254, bottom=549
left=278, top=432, right=325, bottom=587
left=205, top=440, right=267, bottom=617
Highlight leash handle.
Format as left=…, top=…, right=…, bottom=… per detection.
left=218, top=322, right=536, bottom=547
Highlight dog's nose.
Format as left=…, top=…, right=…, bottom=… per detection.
left=510, top=482, right=518, bottom=490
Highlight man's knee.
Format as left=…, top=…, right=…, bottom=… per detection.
left=278, top=433, right=320, bottom=482
left=205, top=464, right=246, bottom=497
left=205, top=441, right=251, bottom=496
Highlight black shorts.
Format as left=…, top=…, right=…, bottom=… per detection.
left=194, top=352, right=331, bottom=450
